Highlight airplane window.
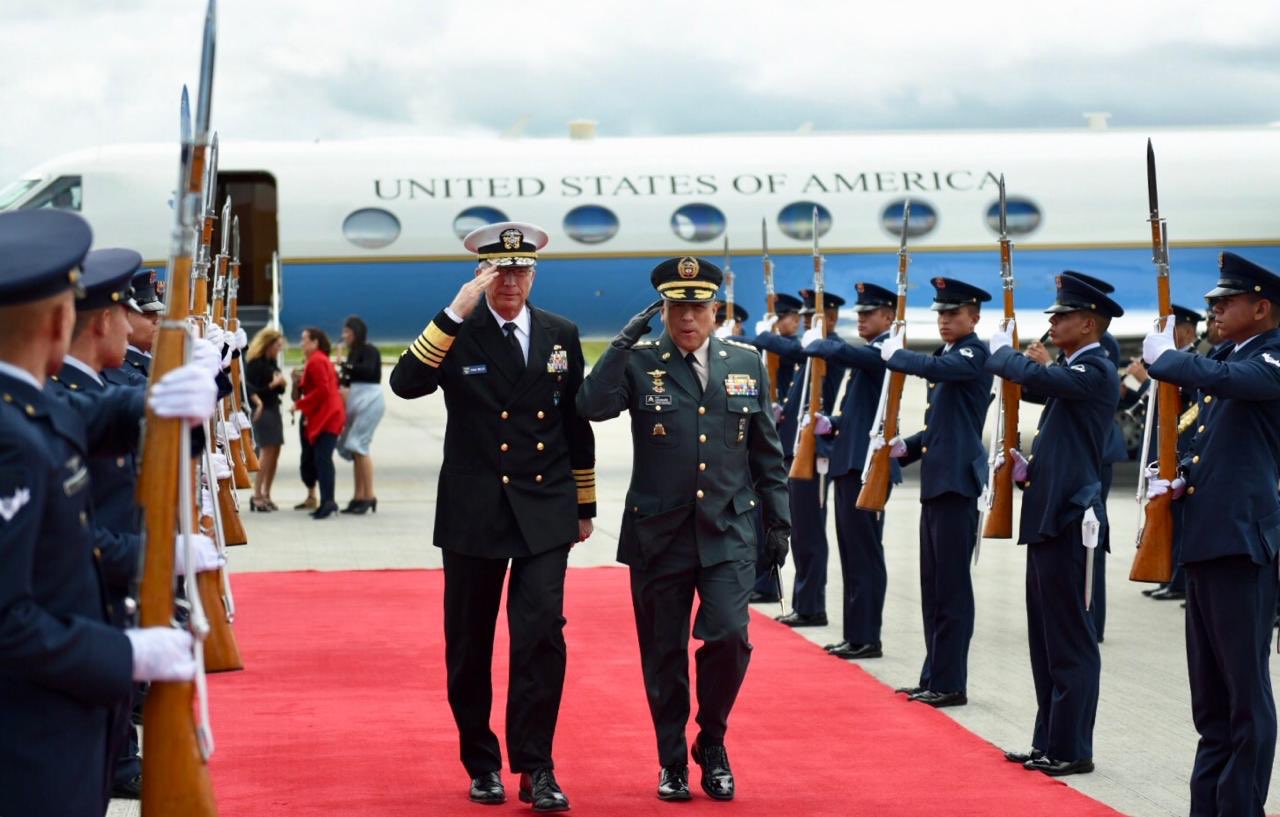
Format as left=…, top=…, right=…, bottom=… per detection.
left=985, top=197, right=1042, bottom=236
left=777, top=202, right=832, bottom=241
left=20, top=176, right=82, bottom=212
left=453, top=206, right=509, bottom=239
left=881, top=199, right=937, bottom=239
left=342, top=208, right=401, bottom=249
left=564, top=205, right=619, bottom=244
left=0, top=178, right=39, bottom=211
left=670, top=203, right=726, bottom=242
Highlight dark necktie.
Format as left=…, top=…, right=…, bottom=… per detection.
left=503, top=322, right=524, bottom=371
left=684, top=351, right=703, bottom=394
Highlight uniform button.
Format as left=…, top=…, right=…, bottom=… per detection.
left=500, top=411, right=509, bottom=420
left=922, top=425, right=928, bottom=431
left=699, top=463, right=707, bottom=471
left=1, top=394, right=10, bottom=402
left=655, top=405, right=662, bottom=412
left=928, top=384, right=936, bottom=390
left=536, top=442, right=544, bottom=451
left=921, top=446, right=928, bottom=454
left=1188, top=485, right=1196, bottom=495
left=696, top=490, right=705, bottom=499
left=1197, top=425, right=1205, bottom=434
left=1192, top=455, right=1200, bottom=464
left=535, top=475, right=543, bottom=483
left=93, top=547, right=102, bottom=559
left=749, top=500, right=756, bottom=507
left=502, top=476, right=510, bottom=484
left=116, top=456, right=126, bottom=468
left=699, top=434, right=707, bottom=443
left=741, top=406, right=749, bottom=413
left=1203, top=395, right=1213, bottom=404
left=25, top=405, right=35, bottom=416
left=834, top=430, right=840, bottom=437
left=633, top=506, right=639, bottom=512
left=80, top=511, right=88, bottom=526
left=537, top=411, right=545, bottom=419
left=500, top=443, right=509, bottom=452
left=698, top=406, right=706, bottom=415
left=1025, top=482, right=1031, bottom=488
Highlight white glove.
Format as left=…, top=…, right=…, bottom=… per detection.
left=174, top=532, right=224, bottom=575
left=714, top=323, right=734, bottom=339
left=888, top=437, right=908, bottom=458
left=125, top=627, right=196, bottom=682
left=208, top=451, right=231, bottom=480
left=1143, top=318, right=1176, bottom=365
left=1147, top=476, right=1187, bottom=500
left=200, top=486, right=216, bottom=518
left=1007, top=448, right=1030, bottom=481
left=233, top=412, right=253, bottom=434
left=772, top=403, right=783, bottom=424
left=203, top=323, right=224, bottom=350
left=234, top=327, right=248, bottom=350
left=989, top=319, right=1015, bottom=354
left=149, top=364, right=218, bottom=427
left=189, top=335, right=222, bottom=380
left=754, top=316, right=777, bottom=336
left=801, top=323, right=824, bottom=349
left=879, top=326, right=905, bottom=362
left=797, top=412, right=832, bottom=435
left=869, top=436, right=886, bottom=453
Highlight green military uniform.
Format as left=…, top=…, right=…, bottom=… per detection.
left=576, top=256, right=789, bottom=788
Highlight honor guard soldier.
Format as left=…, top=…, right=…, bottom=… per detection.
left=774, top=288, right=847, bottom=627
left=802, top=281, right=900, bottom=659
left=0, top=210, right=219, bottom=817
left=108, top=268, right=165, bottom=386
left=1142, top=252, right=1280, bottom=817
left=388, top=221, right=595, bottom=812
left=576, top=256, right=790, bottom=802
left=878, top=277, right=991, bottom=707
left=988, top=273, right=1124, bottom=777
left=715, top=300, right=748, bottom=337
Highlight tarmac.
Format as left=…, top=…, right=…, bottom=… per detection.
left=109, top=367, right=1279, bottom=817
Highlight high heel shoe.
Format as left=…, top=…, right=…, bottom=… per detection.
left=249, top=497, right=272, bottom=512
left=341, top=499, right=365, bottom=514
left=311, top=501, right=339, bottom=519
left=368, top=498, right=377, bottom=513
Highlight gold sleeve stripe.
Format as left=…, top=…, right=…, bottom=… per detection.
left=408, top=321, right=454, bottom=367
left=577, top=486, right=597, bottom=504
left=572, top=468, right=596, bottom=504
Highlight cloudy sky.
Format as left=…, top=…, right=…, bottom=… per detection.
left=2, top=0, right=1279, bottom=185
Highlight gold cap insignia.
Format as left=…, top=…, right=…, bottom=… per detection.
left=1218, top=252, right=1225, bottom=269
left=856, top=282, right=865, bottom=293
left=678, top=257, right=699, bottom=279
left=501, top=229, right=524, bottom=250
left=934, top=277, right=946, bottom=289
left=1055, top=275, right=1063, bottom=288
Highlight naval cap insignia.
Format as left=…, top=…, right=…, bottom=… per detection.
left=934, top=277, right=946, bottom=289
left=1055, top=275, right=1063, bottom=288
left=501, top=228, right=524, bottom=250
left=856, top=282, right=865, bottom=293
left=1218, top=252, right=1225, bottom=269
left=678, top=257, right=699, bottom=279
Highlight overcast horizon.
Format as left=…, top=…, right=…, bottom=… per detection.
left=3, top=0, right=1279, bottom=185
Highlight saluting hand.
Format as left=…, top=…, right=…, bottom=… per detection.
left=448, top=262, right=502, bottom=319
left=612, top=300, right=664, bottom=350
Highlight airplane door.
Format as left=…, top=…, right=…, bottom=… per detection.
left=214, top=172, right=278, bottom=335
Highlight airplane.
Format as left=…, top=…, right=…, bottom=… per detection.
left=2, top=124, right=1278, bottom=346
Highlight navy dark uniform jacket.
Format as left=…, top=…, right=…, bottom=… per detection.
left=389, top=301, right=596, bottom=557
left=1148, top=329, right=1280, bottom=565
left=0, top=371, right=142, bottom=817
left=576, top=334, right=790, bottom=568
left=986, top=345, right=1119, bottom=544
left=772, top=333, right=847, bottom=462
left=749, top=332, right=807, bottom=457
left=814, top=333, right=902, bottom=484
left=111, top=347, right=151, bottom=387
left=1099, top=332, right=1128, bottom=464
left=887, top=332, right=992, bottom=500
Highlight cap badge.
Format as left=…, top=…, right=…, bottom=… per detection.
left=155, top=280, right=166, bottom=297
left=856, top=283, right=865, bottom=293
left=934, top=277, right=945, bottom=289
left=678, top=257, right=699, bottom=279
left=1218, top=252, right=1225, bottom=269
left=1055, top=275, right=1063, bottom=288
left=501, top=229, right=524, bottom=250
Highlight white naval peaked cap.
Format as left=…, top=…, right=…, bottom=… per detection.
left=462, top=221, right=549, bottom=267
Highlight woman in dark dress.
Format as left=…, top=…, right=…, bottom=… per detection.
left=245, top=327, right=286, bottom=511
left=337, top=315, right=385, bottom=514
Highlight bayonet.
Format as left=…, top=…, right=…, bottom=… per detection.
left=194, top=0, right=217, bottom=142
left=761, top=218, right=774, bottom=298
left=219, top=196, right=232, bottom=256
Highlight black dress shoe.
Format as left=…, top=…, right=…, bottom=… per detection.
left=657, top=765, right=691, bottom=801
left=775, top=611, right=828, bottom=627
left=748, top=591, right=781, bottom=604
left=469, top=771, right=505, bottom=804
left=1151, top=587, right=1186, bottom=601
left=909, top=690, right=967, bottom=708
left=1004, top=748, right=1044, bottom=765
left=823, top=640, right=849, bottom=652
left=519, top=768, right=569, bottom=812
left=1028, top=756, right=1094, bottom=776
left=1141, top=584, right=1166, bottom=597
left=830, top=642, right=882, bottom=659
left=894, top=685, right=924, bottom=696
left=111, top=774, right=142, bottom=800
left=691, top=742, right=734, bottom=801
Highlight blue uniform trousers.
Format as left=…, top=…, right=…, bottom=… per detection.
left=1027, top=525, right=1101, bottom=762
left=788, top=470, right=832, bottom=616
left=1092, top=463, right=1113, bottom=640
left=917, top=492, right=976, bottom=693
left=833, top=473, right=888, bottom=645
left=1185, top=555, right=1278, bottom=817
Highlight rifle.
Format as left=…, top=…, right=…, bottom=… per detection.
left=789, top=206, right=826, bottom=480
left=137, top=6, right=220, bottom=813
left=227, top=217, right=261, bottom=472
left=208, top=228, right=249, bottom=548
left=723, top=235, right=735, bottom=330
left=857, top=202, right=911, bottom=511
left=761, top=218, right=780, bottom=402
left=980, top=176, right=1021, bottom=541
left=1130, top=139, right=1178, bottom=583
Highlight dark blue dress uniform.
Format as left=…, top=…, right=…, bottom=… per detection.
left=986, top=275, right=1123, bottom=767
left=388, top=221, right=596, bottom=781
left=108, top=269, right=165, bottom=389
left=1146, top=252, right=1280, bottom=817
left=775, top=290, right=847, bottom=621
left=885, top=277, right=992, bottom=696
left=0, top=209, right=147, bottom=817
left=576, top=256, right=789, bottom=770
left=803, top=282, right=901, bottom=650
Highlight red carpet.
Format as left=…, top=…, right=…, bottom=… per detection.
left=207, top=568, right=1124, bottom=816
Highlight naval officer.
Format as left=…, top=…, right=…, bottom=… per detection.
left=0, top=209, right=220, bottom=817
left=989, top=273, right=1123, bottom=777
left=576, top=256, right=790, bottom=802
left=389, top=221, right=595, bottom=812
left=1143, top=252, right=1280, bottom=817
left=802, top=281, right=901, bottom=659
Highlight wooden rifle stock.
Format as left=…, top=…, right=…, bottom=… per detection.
left=984, top=254, right=1020, bottom=539
left=198, top=568, right=243, bottom=671
left=228, top=257, right=260, bottom=471
left=856, top=369, right=904, bottom=511
left=216, top=476, right=248, bottom=546
left=764, top=291, right=780, bottom=403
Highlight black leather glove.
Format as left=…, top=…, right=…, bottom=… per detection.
left=612, top=300, right=664, bottom=350
left=765, top=526, right=790, bottom=567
